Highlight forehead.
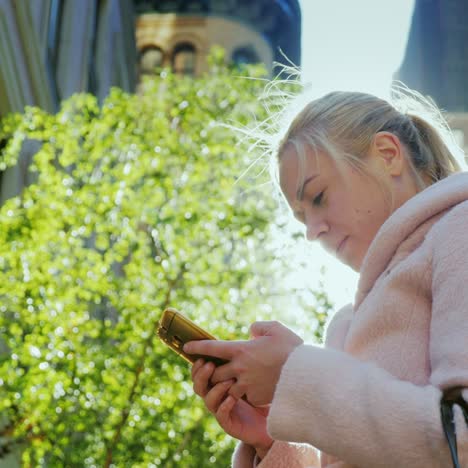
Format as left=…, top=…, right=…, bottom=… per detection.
left=279, top=145, right=321, bottom=198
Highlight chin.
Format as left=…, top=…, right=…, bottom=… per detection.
left=342, top=254, right=362, bottom=273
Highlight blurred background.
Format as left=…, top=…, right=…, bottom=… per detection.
left=0, top=0, right=467, bottom=466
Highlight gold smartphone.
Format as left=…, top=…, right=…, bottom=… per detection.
left=157, top=307, right=227, bottom=366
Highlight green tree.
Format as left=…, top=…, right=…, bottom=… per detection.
left=0, top=51, right=332, bottom=467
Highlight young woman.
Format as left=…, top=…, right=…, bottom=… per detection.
left=184, top=89, right=468, bottom=467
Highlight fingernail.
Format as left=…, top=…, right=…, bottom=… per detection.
left=183, top=344, right=191, bottom=353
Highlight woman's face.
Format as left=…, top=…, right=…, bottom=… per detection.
left=279, top=142, right=415, bottom=272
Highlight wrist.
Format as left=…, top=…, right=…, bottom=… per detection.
left=253, top=439, right=274, bottom=460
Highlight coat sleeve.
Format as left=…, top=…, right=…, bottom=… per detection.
left=231, top=305, right=354, bottom=468
left=267, top=203, right=468, bottom=468
left=232, top=441, right=320, bottom=468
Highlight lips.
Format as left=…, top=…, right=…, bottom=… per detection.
left=336, top=236, right=348, bottom=256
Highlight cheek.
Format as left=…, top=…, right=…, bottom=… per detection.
left=354, top=207, right=379, bottom=222
left=351, top=203, right=387, bottom=240
left=361, top=206, right=388, bottom=242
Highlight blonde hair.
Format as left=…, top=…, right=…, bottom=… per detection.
left=272, top=85, right=463, bottom=192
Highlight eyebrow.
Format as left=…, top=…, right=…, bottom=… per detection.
left=296, top=175, right=318, bottom=201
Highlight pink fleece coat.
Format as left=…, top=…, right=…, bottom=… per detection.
left=233, top=172, right=468, bottom=467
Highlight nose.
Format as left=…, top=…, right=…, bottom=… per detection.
left=305, top=213, right=329, bottom=242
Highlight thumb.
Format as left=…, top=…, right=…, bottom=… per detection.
left=250, top=320, right=282, bottom=338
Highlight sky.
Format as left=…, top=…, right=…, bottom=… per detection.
left=299, top=0, right=416, bottom=98
left=286, top=0, right=416, bottom=310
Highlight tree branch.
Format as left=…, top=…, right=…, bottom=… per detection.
left=103, top=265, right=186, bottom=467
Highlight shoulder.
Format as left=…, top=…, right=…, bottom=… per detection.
left=426, top=199, right=468, bottom=259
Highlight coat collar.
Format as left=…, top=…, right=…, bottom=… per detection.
left=356, top=172, right=468, bottom=307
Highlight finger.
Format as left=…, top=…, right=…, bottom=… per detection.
left=191, top=359, right=205, bottom=380
left=204, top=379, right=235, bottom=413
left=211, top=363, right=237, bottom=385
left=250, top=320, right=282, bottom=338
left=228, top=381, right=247, bottom=401
left=184, top=339, right=243, bottom=360
left=216, top=394, right=237, bottom=423
left=193, top=361, right=215, bottom=397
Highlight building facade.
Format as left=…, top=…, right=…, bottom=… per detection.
left=0, top=0, right=137, bottom=117
left=0, top=0, right=300, bottom=119
left=396, top=0, right=468, bottom=155
left=134, top=0, right=301, bottom=78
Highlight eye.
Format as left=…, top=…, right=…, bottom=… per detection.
left=312, top=191, right=324, bottom=206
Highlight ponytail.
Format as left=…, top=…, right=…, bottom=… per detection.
left=407, top=114, right=461, bottom=183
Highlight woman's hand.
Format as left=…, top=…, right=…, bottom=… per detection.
left=191, top=359, right=273, bottom=454
left=185, top=321, right=303, bottom=406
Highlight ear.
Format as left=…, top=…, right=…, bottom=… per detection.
left=369, top=132, right=405, bottom=177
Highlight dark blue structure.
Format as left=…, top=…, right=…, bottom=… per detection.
left=396, top=0, right=468, bottom=112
